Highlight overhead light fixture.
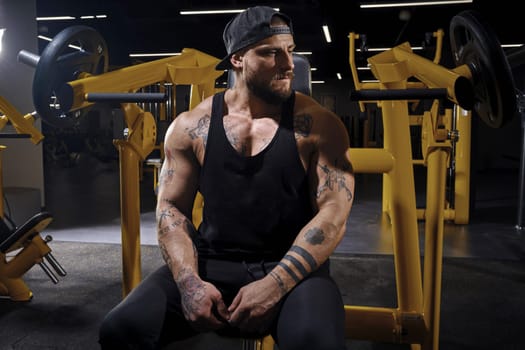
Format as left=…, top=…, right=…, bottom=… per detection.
left=129, top=53, right=181, bottom=58
left=322, top=25, right=332, bottom=43
left=180, top=8, right=279, bottom=15
left=0, top=28, right=5, bottom=54
left=36, top=15, right=107, bottom=21
left=360, top=0, right=473, bottom=8
left=337, top=73, right=342, bottom=80
left=80, top=15, right=108, bottom=19
left=38, top=35, right=52, bottom=42
left=36, top=16, right=75, bottom=21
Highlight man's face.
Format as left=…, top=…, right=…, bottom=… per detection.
left=242, top=33, right=296, bottom=105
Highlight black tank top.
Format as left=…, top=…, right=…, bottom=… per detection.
left=196, top=90, right=313, bottom=262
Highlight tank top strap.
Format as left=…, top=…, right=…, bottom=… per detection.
left=281, top=90, right=296, bottom=129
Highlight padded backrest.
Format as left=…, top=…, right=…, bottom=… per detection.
left=226, top=53, right=312, bottom=96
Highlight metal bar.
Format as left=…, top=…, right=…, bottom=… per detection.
left=86, top=92, right=167, bottom=103
left=516, top=107, right=525, bottom=230
left=350, top=88, right=448, bottom=101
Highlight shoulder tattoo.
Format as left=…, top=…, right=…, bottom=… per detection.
left=186, top=114, right=210, bottom=148
left=294, top=113, right=312, bottom=139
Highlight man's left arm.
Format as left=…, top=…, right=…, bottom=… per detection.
left=269, top=108, right=355, bottom=295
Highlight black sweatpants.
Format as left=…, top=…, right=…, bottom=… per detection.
left=98, top=258, right=346, bottom=350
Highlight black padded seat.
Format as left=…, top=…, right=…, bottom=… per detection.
left=0, top=211, right=53, bottom=253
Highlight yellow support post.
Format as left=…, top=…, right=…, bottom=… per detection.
left=346, top=31, right=477, bottom=349
left=61, top=49, right=223, bottom=295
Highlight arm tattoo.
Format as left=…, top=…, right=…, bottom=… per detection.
left=282, top=254, right=308, bottom=278
left=269, top=271, right=287, bottom=295
left=177, top=268, right=206, bottom=316
left=157, top=207, right=184, bottom=236
left=294, top=113, right=312, bottom=139
left=316, top=159, right=353, bottom=201
left=186, top=114, right=210, bottom=148
left=159, top=241, right=172, bottom=268
left=290, top=245, right=318, bottom=271
left=278, top=261, right=300, bottom=282
left=158, top=168, right=174, bottom=187
left=304, top=227, right=325, bottom=245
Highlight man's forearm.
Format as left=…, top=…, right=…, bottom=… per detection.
left=157, top=203, right=199, bottom=280
left=268, top=218, right=345, bottom=296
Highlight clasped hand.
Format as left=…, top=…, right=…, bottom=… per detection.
left=181, top=276, right=281, bottom=334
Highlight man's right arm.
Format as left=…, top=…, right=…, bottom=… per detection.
left=156, top=112, right=200, bottom=281
left=156, top=109, right=230, bottom=329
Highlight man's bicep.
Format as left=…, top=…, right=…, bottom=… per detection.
left=157, top=145, right=200, bottom=218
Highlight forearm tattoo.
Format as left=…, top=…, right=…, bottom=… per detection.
left=282, top=254, right=308, bottom=277
left=277, top=261, right=300, bottom=282
left=316, top=159, right=353, bottom=201
left=186, top=114, right=210, bottom=147
left=290, top=245, right=318, bottom=270
left=157, top=207, right=198, bottom=266
left=178, top=267, right=206, bottom=316
left=269, top=271, right=287, bottom=295
left=278, top=245, right=319, bottom=284
left=157, top=206, right=184, bottom=236
left=159, top=241, right=172, bottom=268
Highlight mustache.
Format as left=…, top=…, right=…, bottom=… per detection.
left=274, top=71, right=295, bottom=80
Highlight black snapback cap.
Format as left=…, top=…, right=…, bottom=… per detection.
left=216, top=6, right=293, bottom=70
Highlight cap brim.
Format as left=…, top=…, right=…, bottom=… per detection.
left=215, top=55, right=232, bottom=70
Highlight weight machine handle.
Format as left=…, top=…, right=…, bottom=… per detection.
left=85, top=92, right=167, bottom=103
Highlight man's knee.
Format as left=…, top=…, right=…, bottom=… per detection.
left=99, top=307, right=151, bottom=350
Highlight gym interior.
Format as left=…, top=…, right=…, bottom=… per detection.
left=1, top=1, right=524, bottom=349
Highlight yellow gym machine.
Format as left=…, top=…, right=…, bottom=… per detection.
left=18, top=25, right=223, bottom=297
left=0, top=96, right=66, bottom=301
left=341, top=10, right=516, bottom=350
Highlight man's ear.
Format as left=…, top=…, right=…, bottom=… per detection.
left=230, top=52, right=243, bottom=68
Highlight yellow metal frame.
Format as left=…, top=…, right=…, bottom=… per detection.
left=61, top=48, right=224, bottom=296
left=0, top=97, right=52, bottom=301
left=349, top=32, right=472, bottom=225
left=345, top=32, right=475, bottom=349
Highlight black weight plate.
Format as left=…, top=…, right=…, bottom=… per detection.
left=450, top=10, right=516, bottom=128
left=33, top=26, right=108, bottom=128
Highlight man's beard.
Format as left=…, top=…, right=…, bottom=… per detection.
left=247, top=77, right=293, bottom=105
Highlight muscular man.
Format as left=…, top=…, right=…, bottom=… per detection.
left=99, top=6, right=354, bottom=350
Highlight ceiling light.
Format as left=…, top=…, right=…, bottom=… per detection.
left=360, top=0, right=473, bottom=8
left=337, top=73, right=342, bottom=80
left=38, top=35, right=52, bottom=42
left=180, top=8, right=279, bottom=15
left=322, top=25, right=332, bottom=43
left=129, top=53, right=182, bottom=57
left=36, top=16, right=75, bottom=21
left=0, top=28, right=5, bottom=54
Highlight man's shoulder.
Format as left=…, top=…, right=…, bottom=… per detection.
left=293, top=92, right=333, bottom=119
